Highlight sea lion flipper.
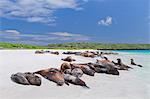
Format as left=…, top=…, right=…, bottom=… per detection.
left=137, top=65, right=142, bottom=67
left=83, top=85, right=90, bottom=89
left=65, top=81, right=70, bottom=86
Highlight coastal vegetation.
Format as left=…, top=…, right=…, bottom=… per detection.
left=0, top=42, right=150, bottom=50
left=0, top=42, right=47, bottom=49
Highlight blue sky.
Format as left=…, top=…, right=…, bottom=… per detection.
left=0, top=0, right=149, bottom=45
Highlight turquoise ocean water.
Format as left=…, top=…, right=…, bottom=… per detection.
left=112, top=50, right=150, bottom=54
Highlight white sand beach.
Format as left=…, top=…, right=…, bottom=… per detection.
left=0, top=50, right=150, bottom=99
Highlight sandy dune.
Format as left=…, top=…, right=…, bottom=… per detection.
left=0, top=50, right=150, bottom=99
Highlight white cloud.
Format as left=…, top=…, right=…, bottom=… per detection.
left=49, top=32, right=81, bottom=37
left=0, top=30, right=21, bottom=35
left=0, top=0, right=85, bottom=24
left=98, top=16, right=112, bottom=26
left=0, top=29, right=90, bottom=45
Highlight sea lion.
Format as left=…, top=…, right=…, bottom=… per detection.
left=64, top=68, right=83, bottom=78
left=100, top=52, right=118, bottom=55
left=60, top=62, right=72, bottom=72
left=71, top=63, right=95, bottom=76
left=113, top=58, right=133, bottom=70
left=87, top=62, right=107, bottom=73
left=64, top=74, right=89, bottom=88
left=71, top=68, right=83, bottom=78
left=81, top=52, right=95, bottom=58
left=96, top=57, right=112, bottom=63
left=88, top=62, right=119, bottom=75
left=50, top=51, right=59, bottom=55
left=62, top=51, right=78, bottom=55
left=11, top=72, right=41, bottom=86
left=35, top=50, right=44, bottom=54
left=61, top=56, right=76, bottom=62
left=34, top=68, right=65, bottom=86
left=11, top=72, right=30, bottom=85
left=24, top=72, right=41, bottom=86
left=131, top=59, right=142, bottom=67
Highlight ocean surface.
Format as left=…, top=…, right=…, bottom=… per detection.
left=112, top=49, right=150, bottom=54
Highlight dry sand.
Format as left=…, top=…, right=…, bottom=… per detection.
left=0, top=50, right=150, bottom=99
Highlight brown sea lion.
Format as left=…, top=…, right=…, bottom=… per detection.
left=61, top=56, right=76, bottom=62
left=60, top=62, right=72, bottom=72
left=81, top=52, right=95, bottom=58
left=34, top=68, right=65, bottom=86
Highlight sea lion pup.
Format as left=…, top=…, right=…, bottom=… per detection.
left=64, top=74, right=90, bottom=88
left=64, top=68, right=83, bottom=78
left=61, top=56, right=76, bottom=62
left=34, top=68, right=65, bottom=86
left=71, top=63, right=95, bottom=76
left=113, top=58, right=133, bottom=70
left=11, top=72, right=41, bottom=86
left=50, top=51, right=59, bottom=55
left=130, top=59, right=142, bottom=67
